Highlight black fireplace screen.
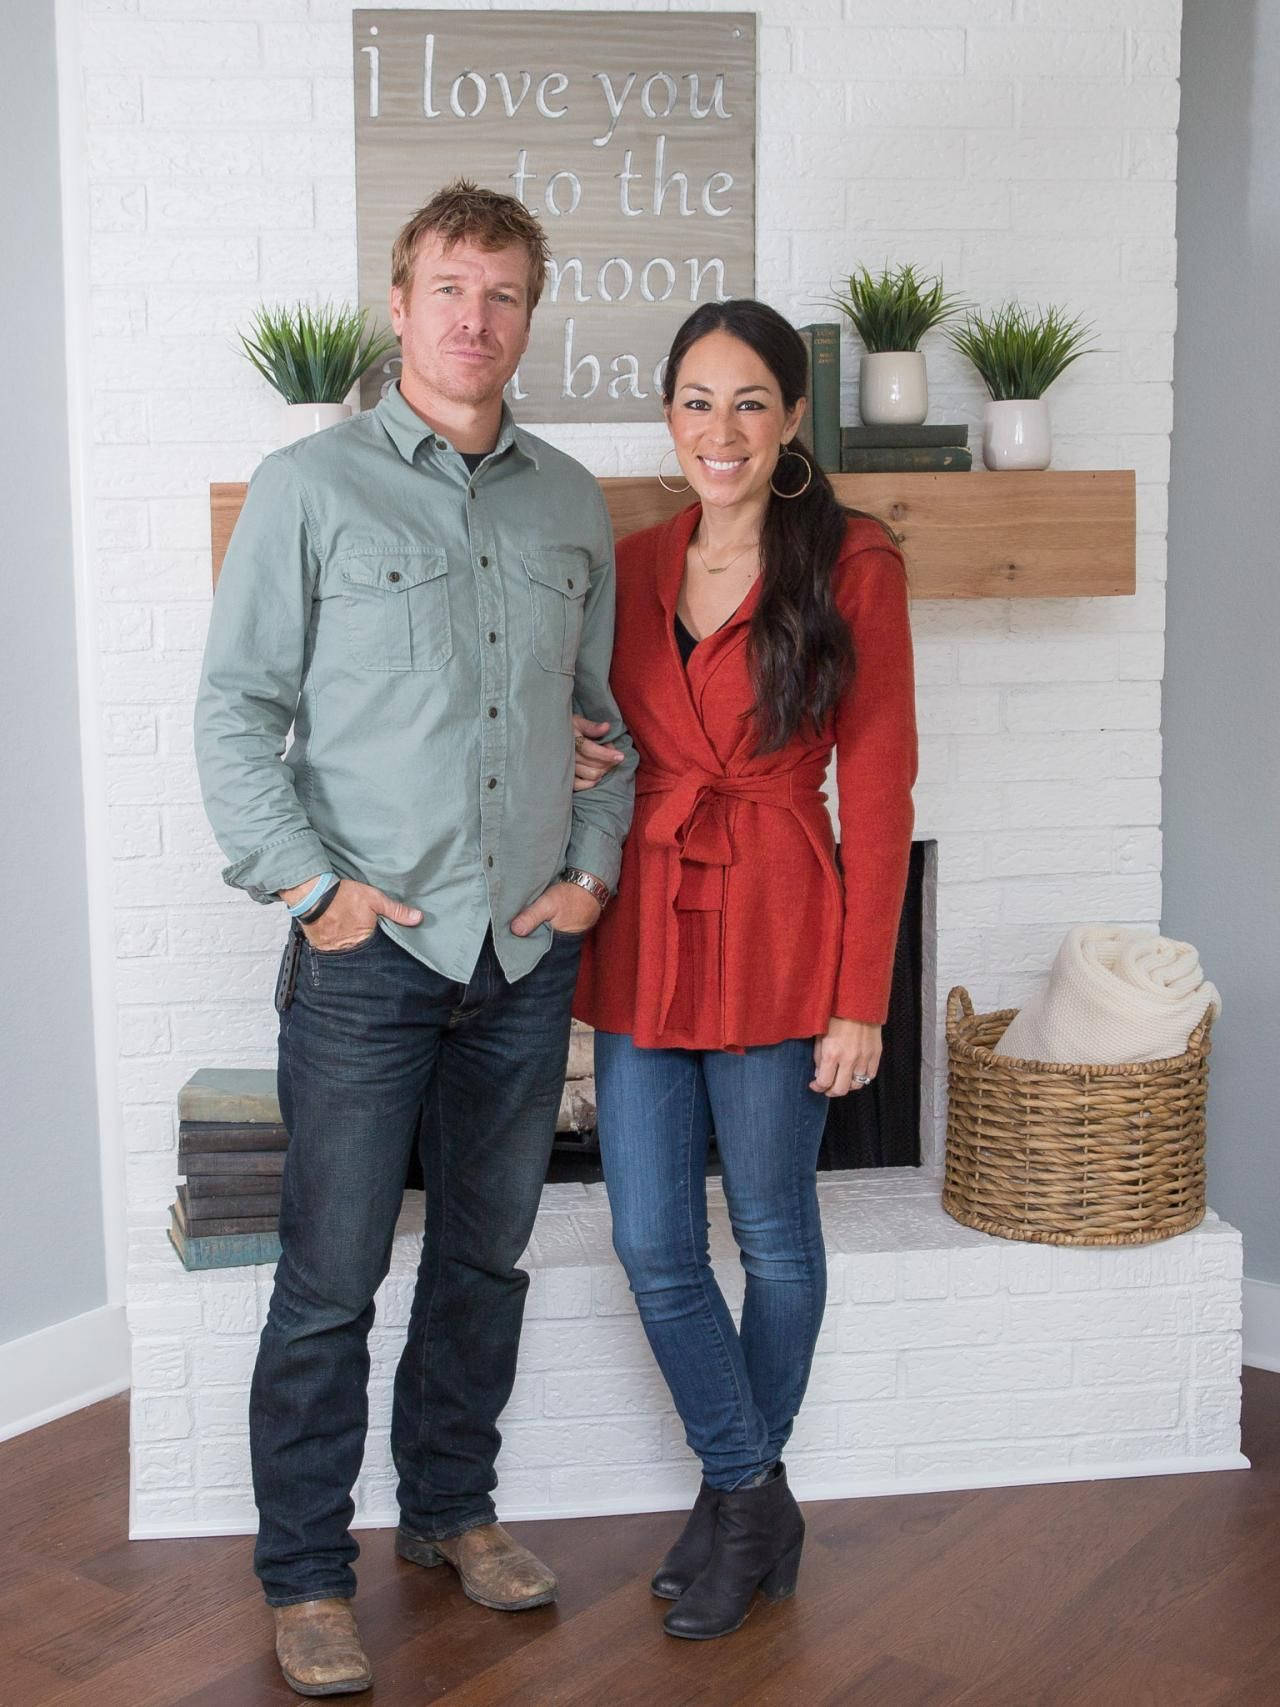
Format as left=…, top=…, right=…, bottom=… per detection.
left=816, top=838, right=923, bottom=1169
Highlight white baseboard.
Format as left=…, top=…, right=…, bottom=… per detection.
left=1244, top=1276, right=1280, bottom=1372
left=0, top=1305, right=130, bottom=1442
left=128, top=1450, right=1252, bottom=1540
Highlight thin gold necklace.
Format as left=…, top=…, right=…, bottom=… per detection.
left=694, top=532, right=760, bottom=576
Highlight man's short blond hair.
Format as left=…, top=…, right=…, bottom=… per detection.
left=390, top=179, right=551, bottom=314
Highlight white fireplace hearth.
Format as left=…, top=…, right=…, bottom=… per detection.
left=127, top=1172, right=1245, bottom=1538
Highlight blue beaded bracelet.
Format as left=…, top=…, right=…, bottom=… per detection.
left=286, top=872, right=337, bottom=918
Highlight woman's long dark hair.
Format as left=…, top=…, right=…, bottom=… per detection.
left=662, top=299, right=894, bottom=753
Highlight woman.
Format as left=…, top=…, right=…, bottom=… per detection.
left=572, top=300, right=918, bottom=1640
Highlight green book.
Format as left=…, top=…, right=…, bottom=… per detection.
left=842, top=423, right=969, bottom=449
left=799, top=322, right=841, bottom=473
left=841, top=446, right=972, bottom=473
left=179, top=1068, right=281, bottom=1125
left=168, top=1205, right=282, bottom=1271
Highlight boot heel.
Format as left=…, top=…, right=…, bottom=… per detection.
left=760, top=1538, right=803, bottom=1601
left=395, top=1529, right=445, bottom=1568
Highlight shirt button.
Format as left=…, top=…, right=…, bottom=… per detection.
left=487, top=855, right=494, bottom=868
left=487, top=777, right=497, bottom=790
left=567, top=578, right=574, bottom=589
left=487, top=631, right=496, bottom=644
left=469, top=489, right=476, bottom=500
left=434, top=438, right=447, bottom=450
left=488, top=706, right=498, bottom=718
left=480, top=555, right=489, bottom=567
left=387, top=571, right=401, bottom=583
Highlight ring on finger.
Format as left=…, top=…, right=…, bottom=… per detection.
left=853, top=1071, right=873, bottom=1086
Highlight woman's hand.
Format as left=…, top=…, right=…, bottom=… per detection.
left=573, top=714, right=626, bottom=791
left=811, top=1017, right=882, bottom=1097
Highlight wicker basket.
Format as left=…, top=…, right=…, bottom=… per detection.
left=942, top=986, right=1214, bottom=1247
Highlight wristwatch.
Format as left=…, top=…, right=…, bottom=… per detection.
left=559, top=866, right=611, bottom=908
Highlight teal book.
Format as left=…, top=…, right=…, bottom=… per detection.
left=169, top=1205, right=282, bottom=1271
left=840, top=446, right=972, bottom=473
left=842, top=423, right=969, bottom=449
left=799, top=322, right=841, bottom=473
left=179, top=1067, right=281, bottom=1124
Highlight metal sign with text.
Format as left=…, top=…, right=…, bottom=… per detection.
left=354, top=9, right=756, bottom=421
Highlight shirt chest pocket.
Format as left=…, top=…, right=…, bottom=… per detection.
left=522, top=550, right=588, bottom=675
left=338, top=550, right=452, bottom=672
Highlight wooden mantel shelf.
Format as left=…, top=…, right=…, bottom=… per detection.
left=209, top=469, right=1135, bottom=599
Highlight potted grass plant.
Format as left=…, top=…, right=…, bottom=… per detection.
left=947, top=301, right=1098, bottom=469
left=828, top=262, right=967, bottom=426
left=237, top=301, right=399, bottom=446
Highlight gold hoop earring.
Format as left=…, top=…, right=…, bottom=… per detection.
left=769, top=443, right=813, bottom=499
left=658, top=447, right=691, bottom=494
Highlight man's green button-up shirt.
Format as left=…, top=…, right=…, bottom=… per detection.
left=194, top=383, right=637, bottom=984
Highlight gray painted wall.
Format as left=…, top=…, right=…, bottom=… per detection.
left=0, top=3, right=107, bottom=1341
left=1165, top=1, right=1280, bottom=1285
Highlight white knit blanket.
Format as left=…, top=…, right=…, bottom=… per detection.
left=992, top=925, right=1221, bottom=1065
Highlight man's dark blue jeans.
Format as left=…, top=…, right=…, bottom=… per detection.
left=250, top=920, right=583, bottom=1607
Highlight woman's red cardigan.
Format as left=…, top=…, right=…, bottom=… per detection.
left=573, top=503, right=918, bottom=1051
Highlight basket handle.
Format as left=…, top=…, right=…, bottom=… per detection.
left=1185, top=1001, right=1216, bottom=1057
left=946, top=987, right=974, bottom=1040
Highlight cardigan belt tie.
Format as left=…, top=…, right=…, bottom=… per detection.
left=636, top=755, right=834, bottom=1034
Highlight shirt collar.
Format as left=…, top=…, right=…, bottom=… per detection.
left=374, top=382, right=539, bottom=472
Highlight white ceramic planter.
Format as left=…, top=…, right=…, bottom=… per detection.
left=279, top=401, right=352, bottom=447
left=982, top=397, right=1051, bottom=470
left=858, top=350, right=928, bottom=425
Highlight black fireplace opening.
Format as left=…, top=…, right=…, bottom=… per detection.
left=546, top=840, right=925, bottom=1185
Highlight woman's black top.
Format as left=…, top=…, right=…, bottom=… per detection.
left=674, top=612, right=699, bottom=668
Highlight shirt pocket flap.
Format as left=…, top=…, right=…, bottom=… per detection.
left=521, top=550, right=588, bottom=600
left=339, top=549, right=448, bottom=594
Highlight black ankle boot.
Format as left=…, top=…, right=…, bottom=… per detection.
left=662, top=1461, right=804, bottom=1640
left=650, top=1479, right=721, bottom=1600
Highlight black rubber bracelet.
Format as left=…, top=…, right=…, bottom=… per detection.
left=300, top=880, right=341, bottom=924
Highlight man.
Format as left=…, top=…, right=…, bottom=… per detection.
left=194, top=180, right=636, bottom=1697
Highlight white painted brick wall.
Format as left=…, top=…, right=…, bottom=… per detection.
left=66, top=0, right=1232, bottom=1530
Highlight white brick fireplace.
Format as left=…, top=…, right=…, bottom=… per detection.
left=127, top=1180, right=1245, bottom=1534
left=61, top=0, right=1246, bottom=1535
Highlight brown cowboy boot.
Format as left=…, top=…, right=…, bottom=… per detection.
left=272, top=1598, right=372, bottom=1697
left=396, top=1520, right=557, bottom=1610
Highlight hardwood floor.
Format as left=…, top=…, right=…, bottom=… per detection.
left=2, top=1369, right=1277, bottom=1705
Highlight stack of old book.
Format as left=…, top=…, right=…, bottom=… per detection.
left=841, top=422, right=972, bottom=472
left=169, top=1068, right=286, bottom=1271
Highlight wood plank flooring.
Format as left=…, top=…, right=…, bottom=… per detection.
left=1, top=1368, right=1276, bottom=1705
